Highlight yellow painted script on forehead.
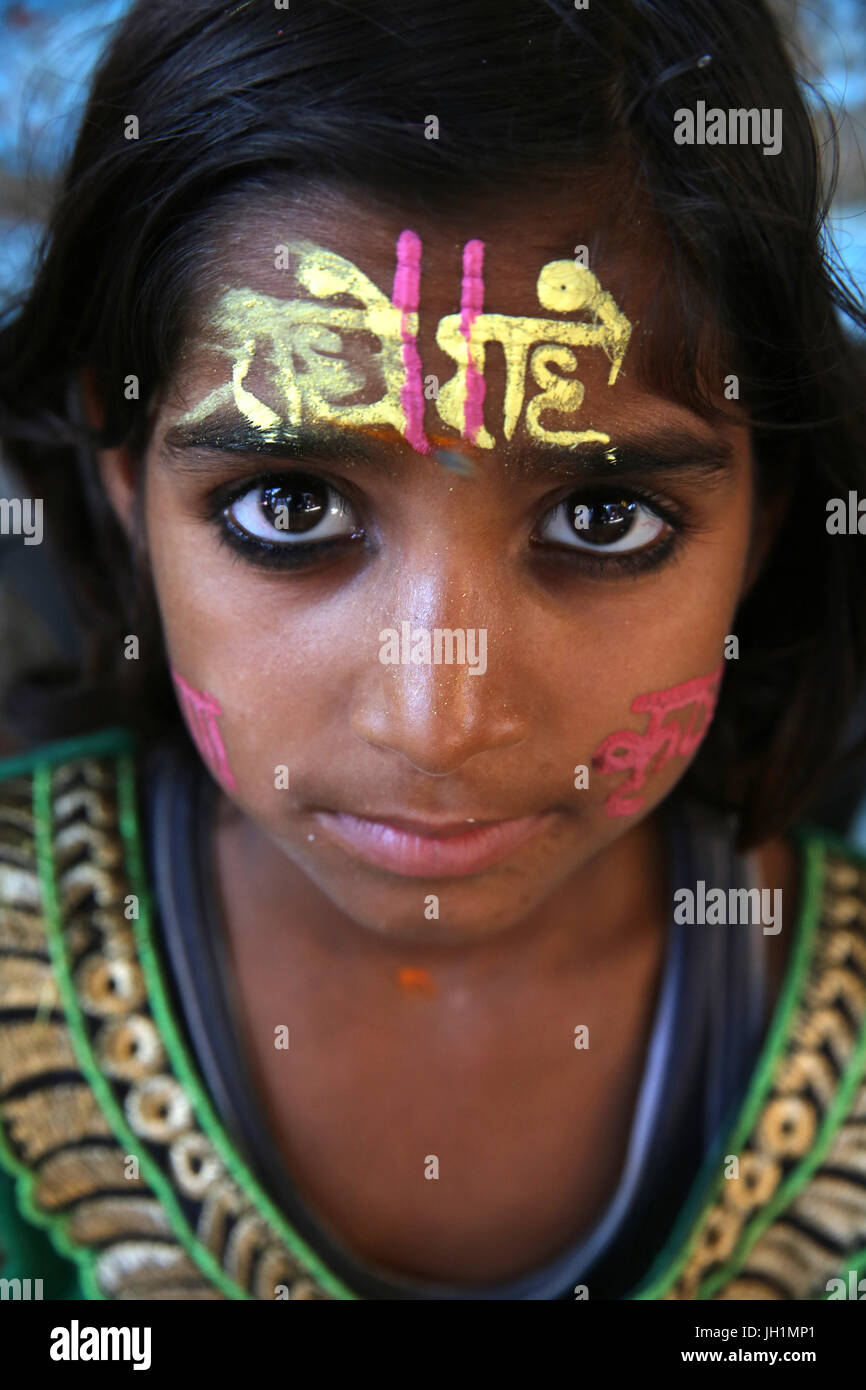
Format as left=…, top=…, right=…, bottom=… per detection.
left=177, top=231, right=632, bottom=452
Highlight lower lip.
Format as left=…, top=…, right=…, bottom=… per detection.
left=312, top=811, right=558, bottom=878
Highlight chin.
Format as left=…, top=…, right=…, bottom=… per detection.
left=348, top=909, right=531, bottom=949
left=307, top=865, right=551, bottom=946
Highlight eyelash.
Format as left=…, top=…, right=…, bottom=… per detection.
left=207, top=471, right=365, bottom=570
left=534, top=484, right=689, bottom=577
left=205, top=471, right=692, bottom=577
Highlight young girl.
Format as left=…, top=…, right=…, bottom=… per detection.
left=0, top=0, right=865, bottom=1303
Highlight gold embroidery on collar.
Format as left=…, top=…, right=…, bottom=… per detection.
left=0, top=755, right=333, bottom=1300
left=663, top=852, right=866, bottom=1300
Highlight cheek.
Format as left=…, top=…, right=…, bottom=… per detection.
left=590, top=663, right=724, bottom=818
left=170, top=667, right=237, bottom=792
left=161, top=591, right=335, bottom=800
left=145, top=498, right=352, bottom=809
left=166, top=620, right=335, bottom=807
left=552, top=524, right=746, bottom=822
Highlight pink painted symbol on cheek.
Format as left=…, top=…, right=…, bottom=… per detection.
left=392, top=228, right=431, bottom=455
left=170, top=669, right=237, bottom=792
left=459, top=238, right=486, bottom=444
left=592, top=664, right=724, bottom=818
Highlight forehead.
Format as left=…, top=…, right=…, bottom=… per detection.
left=163, top=178, right=736, bottom=462
left=184, top=179, right=659, bottom=337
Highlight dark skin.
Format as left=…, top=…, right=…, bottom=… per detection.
left=92, top=182, right=798, bottom=1283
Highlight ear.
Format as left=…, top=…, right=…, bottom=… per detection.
left=79, top=368, right=139, bottom=537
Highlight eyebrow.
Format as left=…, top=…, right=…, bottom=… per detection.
left=162, top=414, right=378, bottom=468
left=160, top=410, right=736, bottom=485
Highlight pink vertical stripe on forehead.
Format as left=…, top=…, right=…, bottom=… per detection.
left=459, top=238, right=486, bottom=445
left=171, top=668, right=237, bottom=792
left=392, top=228, right=431, bottom=455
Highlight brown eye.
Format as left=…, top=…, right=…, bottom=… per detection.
left=572, top=499, right=637, bottom=545
left=538, top=493, right=669, bottom=554
left=262, top=479, right=328, bottom=532
left=227, top=473, right=358, bottom=543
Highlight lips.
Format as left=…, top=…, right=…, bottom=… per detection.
left=311, top=808, right=559, bottom=877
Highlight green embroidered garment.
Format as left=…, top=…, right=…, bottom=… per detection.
left=1, top=729, right=865, bottom=1301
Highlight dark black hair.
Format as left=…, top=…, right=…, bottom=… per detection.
left=0, top=0, right=864, bottom=846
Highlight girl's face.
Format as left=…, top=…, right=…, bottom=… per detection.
left=102, top=185, right=770, bottom=945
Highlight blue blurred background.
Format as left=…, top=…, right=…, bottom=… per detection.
left=0, top=0, right=862, bottom=311
left=0, top=1, right=130, bottom=298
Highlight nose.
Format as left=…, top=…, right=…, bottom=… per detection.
left=350, top=589, right=529, bottom=776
